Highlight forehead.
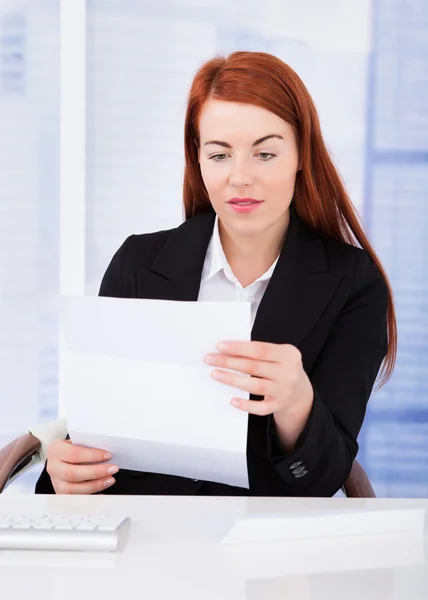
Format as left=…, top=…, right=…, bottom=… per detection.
left=198, top=99, right=288, bottom=140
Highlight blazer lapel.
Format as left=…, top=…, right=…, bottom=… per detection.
left=251, top=210, right=345, bottom=348
left=143, top=209, right=216, bottom=301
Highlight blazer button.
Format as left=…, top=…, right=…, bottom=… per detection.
left=289, top=462, right=308, bottom=478
left=294, top=469, right=308, bottom=478
left=293, top=469, right=308, bottom=479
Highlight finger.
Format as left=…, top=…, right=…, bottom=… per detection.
left=51, top=460, right=119, bottom=484
left=216, top=341, right=285, bottom=362
left=53, top=476, right=116, bottom=495
left=230, top=397, right=277, bottom=416
left=211, top=370, right=276, bottom=397
left=49, top=439, right=112, bottom=465
left=204, top=353, right=277, bottom=379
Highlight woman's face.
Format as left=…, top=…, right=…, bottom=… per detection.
left=198, top=99, right=300, bottom=239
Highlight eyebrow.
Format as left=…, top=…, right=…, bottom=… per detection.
left=204, top=134, right=284, bottom=148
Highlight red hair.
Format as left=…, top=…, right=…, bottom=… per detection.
left=183, top=51, right=396, bottom=388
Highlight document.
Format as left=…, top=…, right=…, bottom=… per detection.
left=60, top=296, right=251, bottom=488
left=220, top=504, right=427, bottom=579
left=220, top=506, right=426, bottom=544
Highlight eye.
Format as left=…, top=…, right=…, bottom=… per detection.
left=209, top=154, right=229, bottom=161
left=257, top=152, right=276, bottom=161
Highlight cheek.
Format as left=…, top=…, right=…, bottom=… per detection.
left=200, top=163, right=225, bottom=193
left=266, top=163, right=298, bottom=191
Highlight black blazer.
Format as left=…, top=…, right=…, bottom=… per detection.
left=35, top=207, right=388, bottom=497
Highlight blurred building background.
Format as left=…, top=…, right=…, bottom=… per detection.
left=360, top=0, right=428, bottom=497
left=0, top=0, right=427, bottom=496
left=0, top=0, right=60, bottom=490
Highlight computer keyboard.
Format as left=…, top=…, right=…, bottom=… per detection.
left=0, top=514, right=131, bottom=551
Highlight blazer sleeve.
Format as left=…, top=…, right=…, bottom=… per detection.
left=34, top=237, right=135, bottom=494
left=267, top=250, right=389, bottom=496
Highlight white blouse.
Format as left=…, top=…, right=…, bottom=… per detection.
left=197, top=216, right=279, bottom=327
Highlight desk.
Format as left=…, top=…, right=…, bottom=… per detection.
left=0, top=495, right=427, bottom=599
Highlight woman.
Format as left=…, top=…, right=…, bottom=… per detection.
left=36, top=51, right=397, bottom=497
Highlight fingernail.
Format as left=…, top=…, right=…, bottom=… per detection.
left=230, top=399, right=240, bottom=408
left=217, top=342, right=228, bottom=351
left=204, top=355, right=215, bottom=365
left=104, top=452, right=112, bottom=460
left=212, top=371, right=224, bottom=381
left=104, top=478, right=115, bottom=488
left=107, top=466, right=119, bottom=475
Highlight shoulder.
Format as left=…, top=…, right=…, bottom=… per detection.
left=294, top=211, right=386, bottom=293
left=98, top=225, right=179, bottom=298
left=320, top=233, right=389, bottom=304
left=118, top=226, right=178, bottom=269
left=99, top=211, right=216, bottom=298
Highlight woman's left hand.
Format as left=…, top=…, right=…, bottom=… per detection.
left=203, top=341, right=314, bottom=418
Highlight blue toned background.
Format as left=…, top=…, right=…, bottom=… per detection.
left=0, top=0, right=427, bottom=496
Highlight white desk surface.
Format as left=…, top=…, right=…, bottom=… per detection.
left=0, top=495, right=427, bottom=599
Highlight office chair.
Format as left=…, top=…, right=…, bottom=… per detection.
left=0, top=420, right=376, bottom=497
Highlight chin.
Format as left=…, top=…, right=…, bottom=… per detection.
left=224, top=218, right=265, bottom=236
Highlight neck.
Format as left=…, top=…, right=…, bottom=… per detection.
left=218, top=211, right=290, bottom=287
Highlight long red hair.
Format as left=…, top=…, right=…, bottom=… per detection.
left=183, top=51, right=396, bottom=388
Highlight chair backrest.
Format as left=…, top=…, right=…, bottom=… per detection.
left=0, top=433, right=41, bottom=493
left=342, top=460, right=376, bottom=498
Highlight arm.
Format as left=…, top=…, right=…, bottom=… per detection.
left=268, top=251, right=389, bottom=496
left=272, top=374, right=314, bottom=452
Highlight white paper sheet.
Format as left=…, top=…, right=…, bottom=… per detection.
left=221, top=530, right=427, bottom=578
left=220, top=507, right=426, bottom=544
left=60, top=295, right=251, bottom=488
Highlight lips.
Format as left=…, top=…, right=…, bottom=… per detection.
left=227, top=198, right=263, bottom=205
left=227, top=198, right=264, bottom=214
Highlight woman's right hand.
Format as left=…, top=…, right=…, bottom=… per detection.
left=46, top=439, right=119, bottom=494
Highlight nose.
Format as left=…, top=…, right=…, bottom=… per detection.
left=229, top=157, right=254, bottom=188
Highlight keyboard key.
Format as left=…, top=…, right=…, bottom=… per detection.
left=33, top=520, right=55, bottom=530
left=54, top=522, right=75, bottom=531
left=75, top=522, right=97, bottom=531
